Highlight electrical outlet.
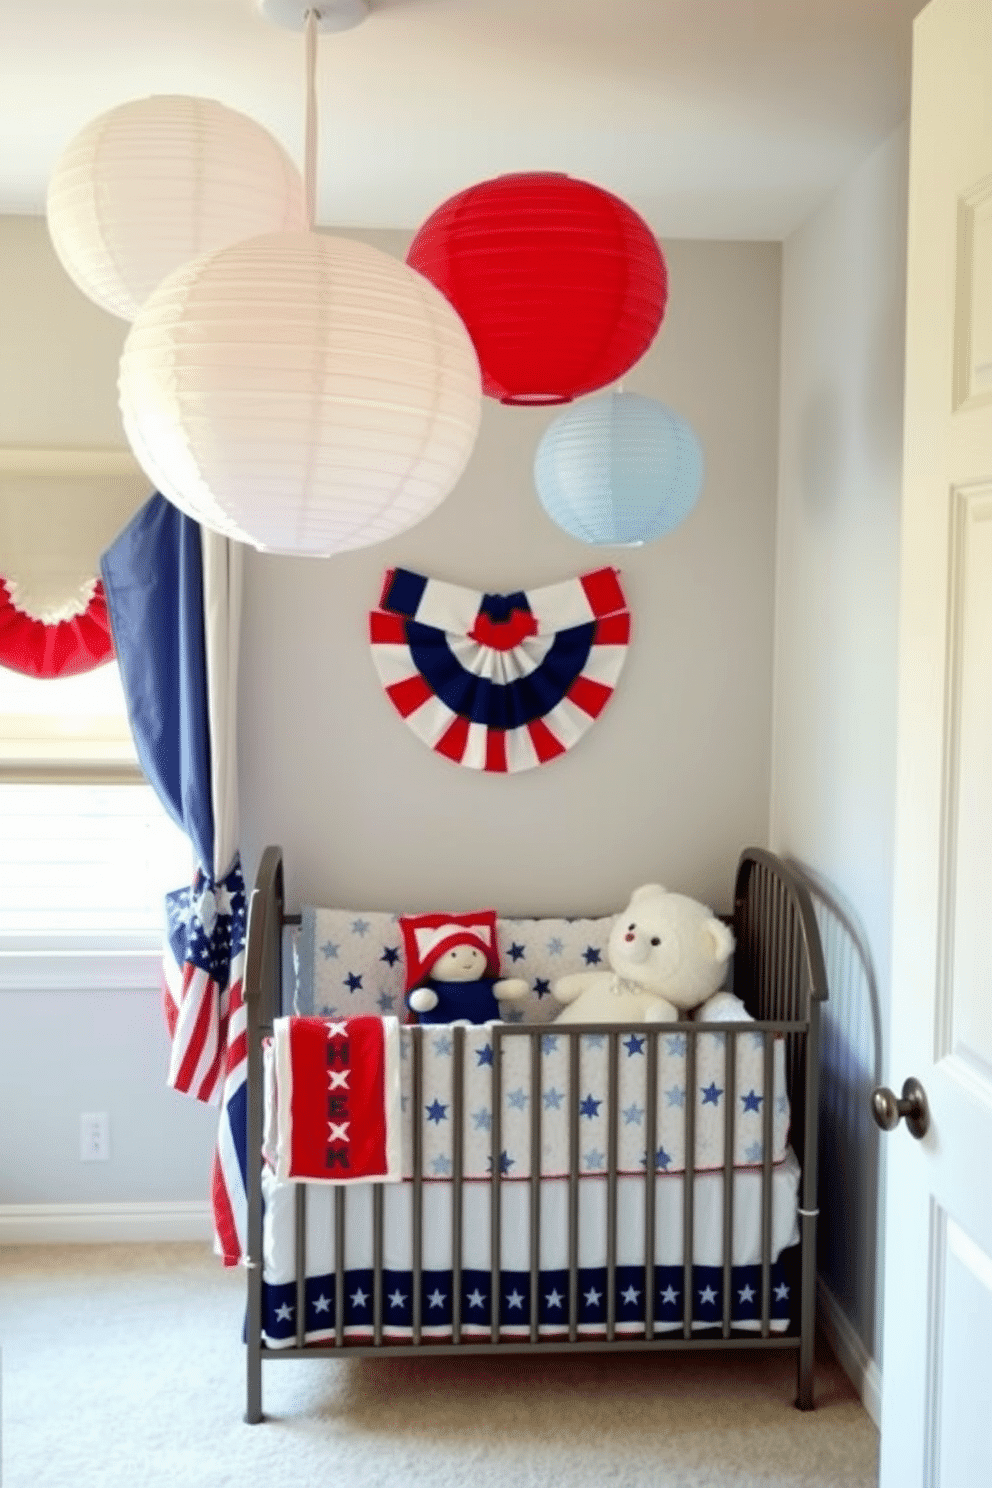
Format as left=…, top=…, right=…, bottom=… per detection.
left=80, top=1112, right=110, bottom=1162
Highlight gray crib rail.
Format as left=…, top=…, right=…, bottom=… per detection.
left=243, top=845, right=827, bottom=1425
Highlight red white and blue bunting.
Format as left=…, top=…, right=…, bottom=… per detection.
left=369, top=567, right=631, bottom=772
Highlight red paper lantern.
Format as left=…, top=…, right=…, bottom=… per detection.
left=406, top=172, right=668, bottom=406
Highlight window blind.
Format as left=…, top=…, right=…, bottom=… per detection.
left=0, top=781, right=192, bottom=946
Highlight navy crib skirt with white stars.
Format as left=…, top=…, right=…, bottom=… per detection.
left=259, top=1160, right=799, bottom=1346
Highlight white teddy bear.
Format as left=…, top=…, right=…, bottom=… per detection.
left=552, top=883, right=735, bottom=1024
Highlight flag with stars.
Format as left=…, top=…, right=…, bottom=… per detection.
left=369, top=566, right=631, bottom=772
left=101, top=495, right=248, bottom=1266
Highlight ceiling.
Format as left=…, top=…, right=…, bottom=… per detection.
left=0, top=0, right=927, bottom=241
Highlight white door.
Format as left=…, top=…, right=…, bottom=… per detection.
left=879, top=1, right=992, bottom=1484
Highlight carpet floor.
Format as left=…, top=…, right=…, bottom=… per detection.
left=1, top=1243, right=878, bottom=1488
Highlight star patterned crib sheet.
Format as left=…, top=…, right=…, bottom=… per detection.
left=295, top=906, right=619, bottom=1027
left=399, top=1001, right=789, bottom=1181
left=287, top=900, right=790, bottom=1179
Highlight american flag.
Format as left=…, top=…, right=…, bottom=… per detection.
left=165, top=860, right=249, bottom=1265
left=101, top=494, right=248, bottom=1267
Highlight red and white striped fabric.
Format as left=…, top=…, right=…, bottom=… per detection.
left=369, top=566, right=631, bottom=772
left=163, top=862, right=248, bottom=1265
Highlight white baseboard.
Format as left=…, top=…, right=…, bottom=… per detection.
left=817, top=1276, right=882, bottom=1428
left=0, top=1201, right=213, bottom=1245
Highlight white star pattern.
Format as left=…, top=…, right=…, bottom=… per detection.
left=545, top=1289, right=564, bottom=1309
left=388, top=1289, right=407, bottom=1309
left=313, top=1294, right=331, bottom=1314
left=698, top=1285, right=718, bottom=1306
left=350, top=1288, right=368, bottom=1309
left=275, top=1302, right=294, bottom=1322
left=660, top=1285, right=679, bottom=1306
left=584, top=1287, right=602, bottom=1307
left=621, top=1285, right=640, bottom=1306
left=775, top=1282, right=790, bottom=1300
left=427, top=1289, right=446, bottom=1309
left=467, top=1289, right=486, bottom=1310
left=738, top=1284, right=756, bottom=1303
left=506, top=1290, right=525, bottom=1310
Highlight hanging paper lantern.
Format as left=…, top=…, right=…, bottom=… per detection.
left=369, top=566, right=631, bottom=772
left=46, top=95, right=306, bottom=321
left=119, top=231, right=483, bottom=556
left=406, top=172, right=668, bottom=405
left=534, top=390, right=704, bottom=546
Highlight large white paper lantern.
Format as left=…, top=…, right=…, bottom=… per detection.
left=119, top=231, right=483, bottom=556
left=47, top=95, right=306, bottom=321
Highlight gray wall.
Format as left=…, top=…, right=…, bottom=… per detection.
left=1, top=217, right=783, bottom=1208
left=770, top=123, right=910, bottom=1420
left=0, top=988, right=219, bottom=1205
left=240, top=231, right=783, bottom=920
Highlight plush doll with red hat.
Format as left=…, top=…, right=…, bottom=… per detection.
left=399, top=910, right=529, bottom=1024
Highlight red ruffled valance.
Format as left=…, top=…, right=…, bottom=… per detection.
left=0, top=577, right=114, bottom=679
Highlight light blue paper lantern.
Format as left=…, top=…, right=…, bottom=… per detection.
left=534, top=390, right=704, bottom=546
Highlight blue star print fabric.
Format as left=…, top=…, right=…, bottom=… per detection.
left=295, top=907, right=614, bottom=1027
left=289, top=911, right=790, bottom=1178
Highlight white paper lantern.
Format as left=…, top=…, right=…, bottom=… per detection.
left=47, top=95, right=306, bottom=321
left=118, top=231, right=483, bottom=556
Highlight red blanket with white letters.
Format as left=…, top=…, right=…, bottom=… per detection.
left=271, top=1016, right=401, bottom=1183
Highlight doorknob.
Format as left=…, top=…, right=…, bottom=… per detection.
left=871, top=1077, right=930, bottom=1139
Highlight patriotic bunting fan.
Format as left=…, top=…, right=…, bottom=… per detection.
left=0, top=455, right=149, bottom=678
left=369, top=567, right=631, bottom=772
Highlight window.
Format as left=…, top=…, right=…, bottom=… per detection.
left=0, top=657, right=138, bottom=777
left=0, top=662, right=192, bottom=990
